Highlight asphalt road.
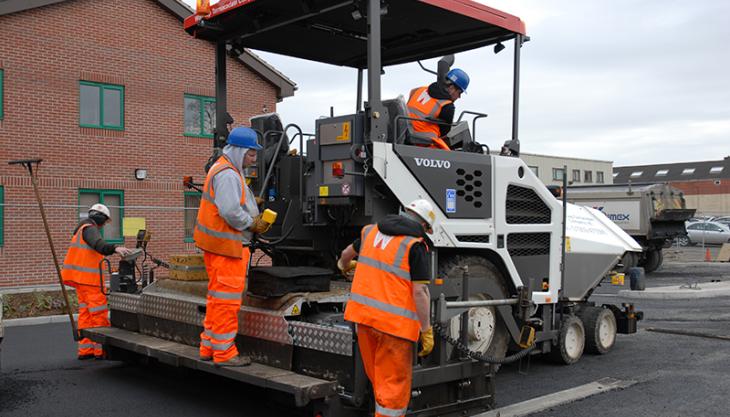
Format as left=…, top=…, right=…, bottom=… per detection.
left=1, top=254, right=729, bottom=417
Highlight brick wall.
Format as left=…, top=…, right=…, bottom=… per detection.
left=671, top=180, right=730, bottom=216
left=0, top=0, right=278, bottom=287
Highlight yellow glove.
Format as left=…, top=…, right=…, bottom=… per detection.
left=249, top=214, right=272, bottom=234
left=337, top=258, right=358, bottom=274
left=418, top=327, right=434, bottom=357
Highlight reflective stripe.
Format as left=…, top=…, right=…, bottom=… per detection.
left=63, top=264, right=99, bottom=274
left=357, top=255, right=411, bottom=281
left=78, top=343, right=95, bottom=349
left=349, top=293, right=419, bottom=322
left=88, top=304, right=108, bottom=313
left=211, top=340, right=235, bottom=351
left=78, top=303, right=88, bottom=309
left=201, top=191, right=215, bottom=204
left=70, top=242, right=94, bottom=250
left=94, top=343, right=102, bottom=349
left=392, top=237, right=416, bottom=270
left=208, top=290, right=242, bottom=301
left=195, top=223, right=244, bottom=242
left=201, top=339, right=212, bottom=347
left=375, top=403, right=408, bottom=417
left=204, top=329, right=237, bottom=340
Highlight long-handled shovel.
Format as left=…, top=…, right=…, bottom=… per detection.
left=8, top=158, right=79, bottom=341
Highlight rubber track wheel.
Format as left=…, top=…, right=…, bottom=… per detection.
left=579, top=307, right=617, bottom=355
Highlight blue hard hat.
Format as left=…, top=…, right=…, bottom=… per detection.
left=446, top=68, right=470, bottom=93
left=227, top=127, right=262, bottom=149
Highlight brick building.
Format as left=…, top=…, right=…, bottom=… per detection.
left=0, top=0, right=295, bottom=287
left=613, top=156, right=730, bottom=216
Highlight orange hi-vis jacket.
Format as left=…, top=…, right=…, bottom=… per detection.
left=62, top=224, right=104, bottom=288
left=344, top=224, right=424, bottom=342
left=406, top=86, right=453, bottom=150
left=194, top=156, right=247, bottom=258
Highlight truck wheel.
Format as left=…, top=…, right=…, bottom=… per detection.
left=579, top=307, right=616, bottom=354
left=676, top=236, right=692, bottom=247
left=620, top=252, right=638, bottom=273
left=440, top=256, right=509, bottom=369
left=549, top=315, right=585, bottom=365
left=643, top=249, right=662, bottom=274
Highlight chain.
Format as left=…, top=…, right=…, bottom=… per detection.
left=433, top=322, right=536, bottom=365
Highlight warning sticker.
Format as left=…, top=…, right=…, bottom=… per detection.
left=342, top=183, right=351, bottom=195
left=291, top=305, right=300, bottom=315
left=446, top=189, right=456, bottom=213
left=336, top=121, right=351, bottom=141
left=319, top=186, right=329, bottom=197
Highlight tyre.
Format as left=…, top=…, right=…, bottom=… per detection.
left=643, top=249, right=663, bottom=274
left=579, top=307, right=617, bottom=354
left=440, top=256, right=509, bottom=369
left=549, top=315, right=585, bottom=365
left=676, top=236, right=690, bottom=247
left=619, top=252, right=638, bottom=273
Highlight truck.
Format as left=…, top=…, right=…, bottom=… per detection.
left=83, top=1, right=644, bottom=415
left=568, top=183, right=695, bottom=273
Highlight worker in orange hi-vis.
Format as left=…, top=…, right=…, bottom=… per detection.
left=194, top=126, right=272, bottom=367
left=340, top=199, right=437, bottom=417
left=61, top=204, right=132, bottom=360
left=406, top=55, right=470, bottom=151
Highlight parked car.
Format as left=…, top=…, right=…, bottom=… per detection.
left=677, top=221, right=730, bottom=246
left=710, top=216, right=730, bottom=227
left=687, top=215, right=715, bottom=224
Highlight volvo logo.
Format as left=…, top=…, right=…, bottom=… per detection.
left=414, top=158, right=451, bottom=169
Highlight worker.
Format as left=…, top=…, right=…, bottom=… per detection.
left=406, top=55, right=470, bottom=150
left=61, top=203, right=132, bottom=360
left=339, top=199, right=436, bottom=417
left=194, top=126, right=272, bottom=367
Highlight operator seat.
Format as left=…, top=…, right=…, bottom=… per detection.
left=382, top=96, right=436, bottom=146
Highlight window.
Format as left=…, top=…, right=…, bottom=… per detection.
left=584, top=170, right=593, bottom=183
left=0, top=185, right=4, bottom=246
left=681, top=168, right=695, bottom=175
left=572, top=169, right=581, bottom=182
left=612, top=172, right=619, bottom=178
left=597, top=171, right=605, bottom=183
left=528, top=166, right=539, bottom=176
left=552, top=168, right=565, bottom=181
left=630, top=171, right=643, bottom=178
left=79, top=81, right=124, bottom=130
left=78, top=189, right=124, bottom=243
left=655, top=169, right=669, bottom=177
left=184, top=94, right=216, bottom=137
left=184, top=191, right=201, bottom=242
left=710, top=166, right=724, bottom=174
left=0, top=69, right=4, bottom=120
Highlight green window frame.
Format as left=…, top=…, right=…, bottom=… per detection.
left=184, top=94, right=216, bottom=138
left=184, top=191, right=202, bottom=243
left=79, top=81, right=124, bottom=130
left=0, top=185, right=4, bottom=246
left=0, top=69, right=4, bottom=120
left=78, top=189, right=124, bottom=244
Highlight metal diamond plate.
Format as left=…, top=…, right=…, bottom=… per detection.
left=109, top=293, right=141, bottom=314
left=139, top=293, right=204, bottom=327
left=289, top=321, right=353, bottom=356
left=239, top=310, right=292, bottom=344
left=136, top=292, right=292, bottom=345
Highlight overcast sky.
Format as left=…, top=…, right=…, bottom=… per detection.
left=183, top=0, right=730, bottom=167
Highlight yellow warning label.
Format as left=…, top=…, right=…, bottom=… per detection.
left=336, top=121, right=351, bottom=141
left=319, top=186, right=329, bottom=197
left=565, top=236, right=571, bottom=252
left=291, top=305, right=300, bottom=315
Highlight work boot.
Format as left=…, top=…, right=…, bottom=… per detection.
left=199, top=355, right=212, bottom=361
left=214, top=355, right=251, bottom=367
left=77, top=354, right=95, bottom=360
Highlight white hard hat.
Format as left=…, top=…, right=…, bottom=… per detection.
left=406, top=199, right=436, bottom=233
left=89, top=203, right=111, bottom=219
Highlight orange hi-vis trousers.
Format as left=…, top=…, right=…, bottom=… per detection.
left=76, top=284, right=109, bottom=358
left=199, top=249, right=250, bottom=363
left=357, top=324, right=413, bottom=417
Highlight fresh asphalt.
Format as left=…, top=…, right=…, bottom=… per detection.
left=2, top=249, right=729, bottom=417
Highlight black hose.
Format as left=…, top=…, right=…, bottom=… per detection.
left=433, top=322, right=536, bottom=364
